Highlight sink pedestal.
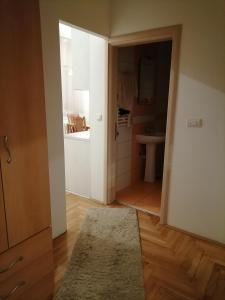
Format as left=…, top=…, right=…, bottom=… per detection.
left=145, top=144, right=156, bottom=182
left=136, top=134, right=165, bottom=183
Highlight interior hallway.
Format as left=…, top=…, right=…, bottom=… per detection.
left=116, top=181, right=161, bottom=215
left=53, top=194, right=225, bottom=300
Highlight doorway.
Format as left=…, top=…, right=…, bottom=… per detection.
left=107, top=26, right=182, bottom=223
left=58, top=21, right=108, bottom=208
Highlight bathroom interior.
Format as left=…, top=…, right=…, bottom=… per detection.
left=115, top=40, right=172, bottom=216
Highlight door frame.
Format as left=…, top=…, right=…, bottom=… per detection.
left=107, top=25, right=182, bottom=224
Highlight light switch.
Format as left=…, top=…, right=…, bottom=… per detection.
left=187, top=118, right=203, bottom=128
left=96, top=114, right=103, bottom=121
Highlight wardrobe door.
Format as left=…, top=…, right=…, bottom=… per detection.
left=0, top=0, right=51, bottom=247
left=0, top=168, right=8, bottom=254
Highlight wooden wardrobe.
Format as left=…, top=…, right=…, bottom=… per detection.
left=0, top=0, right=53, bottom=299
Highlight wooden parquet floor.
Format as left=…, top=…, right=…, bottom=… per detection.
left=53, top=194, right=225, bottom=300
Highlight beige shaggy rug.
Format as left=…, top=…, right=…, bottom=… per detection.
left=55, top=208, right=145, bottom=300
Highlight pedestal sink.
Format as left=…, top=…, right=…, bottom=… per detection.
left=136, top=134, right=165, bottom=182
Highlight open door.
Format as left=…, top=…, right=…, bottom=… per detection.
left=107, top=45, right=118, bottom=204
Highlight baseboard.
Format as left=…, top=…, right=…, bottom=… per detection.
left=165, top=224, right=225, bottom=248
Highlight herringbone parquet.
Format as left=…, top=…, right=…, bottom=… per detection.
left=53, top=194, right=225, bottom=300
left=139, top=213, right=225, bottom=299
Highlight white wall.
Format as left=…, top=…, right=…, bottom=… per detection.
left=89, top=36, right=108, bottom=202
left=72, top=29, right=89, bottom=90
left=39, top=0, right=110, bottom=238
left=110, top=0, right=225, bottom=243
left=64, top=136, right=90, bottom=198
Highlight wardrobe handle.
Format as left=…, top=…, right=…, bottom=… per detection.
left=0, top=256, right=23, bottom=274
left=3, top=135, right=12, bottom=164
left=0, top=281, right=26, bottom=299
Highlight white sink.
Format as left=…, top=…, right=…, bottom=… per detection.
left=136, top=134, right=165, bottom=144
left=136, top=134, right=165, bottom=182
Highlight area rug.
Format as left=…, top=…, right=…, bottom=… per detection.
left=55, top=208, right=145, bottom=300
